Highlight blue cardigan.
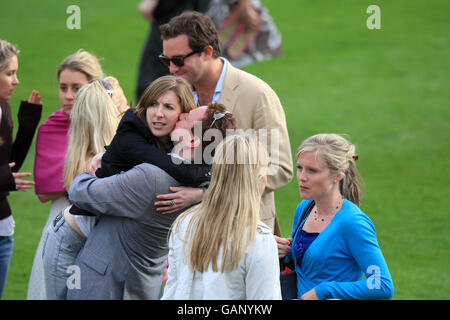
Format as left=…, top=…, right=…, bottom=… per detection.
left=286, top=199, right=394, bottom=300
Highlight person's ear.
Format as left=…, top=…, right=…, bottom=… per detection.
left=335, top=169, right=345, bottom=183
left=202, top=45, right=214, bottom=59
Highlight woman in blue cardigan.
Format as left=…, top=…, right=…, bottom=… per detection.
left=276, top=133, right=394, bottom=300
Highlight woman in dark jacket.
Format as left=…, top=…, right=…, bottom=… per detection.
left=0, top=39, right=42, bottom=298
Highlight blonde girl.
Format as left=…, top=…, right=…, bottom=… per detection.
left=28, top=50, right=104, bottom=299
left=162, top=134, right=281, bottom=299
left=41, top=80, right=121, bottom=300
left=276, top=133, right=393, bottom=300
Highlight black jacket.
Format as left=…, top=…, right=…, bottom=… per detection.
left=0, top=100, right=42, bottom=219
left=96, top=108, right=211, bottom=184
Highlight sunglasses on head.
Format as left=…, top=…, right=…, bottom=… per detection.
left=158, top=49, right=203, bottom=67
left=91, top=78, right=114, bottom=98
left=210, top=110, right=232, bottom=128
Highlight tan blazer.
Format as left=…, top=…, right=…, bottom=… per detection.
left=219, top=61, right=293, bottom=235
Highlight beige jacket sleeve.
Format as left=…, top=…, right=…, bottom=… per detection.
left=252, top=84, right=293, bottom=193
left=221, top=63, right=293, bottom=192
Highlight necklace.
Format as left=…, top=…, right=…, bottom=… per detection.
left=312, top=198, right=343, bottom=222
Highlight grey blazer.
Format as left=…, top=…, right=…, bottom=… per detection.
left=66, top=163, right=183, bottom=300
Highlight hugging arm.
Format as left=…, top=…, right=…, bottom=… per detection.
left=253, top=91, right=293, bottom=193
left=69, top=166, right=158, bottom=220
left=102, top=130, right=211, bottom=185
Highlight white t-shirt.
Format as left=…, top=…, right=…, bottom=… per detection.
left=0, top=215, right=15, bottom=236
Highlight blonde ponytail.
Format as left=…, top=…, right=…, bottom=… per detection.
left=174, top=134, right=269, bottom=273
left=341, top=160, right=362, bottom=206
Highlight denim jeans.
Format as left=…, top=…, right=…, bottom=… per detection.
left=42, top=212, right=86, bottom=300
left=0, top=235, right=14, bottom=299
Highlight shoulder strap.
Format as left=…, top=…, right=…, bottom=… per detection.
left=292, top=201, right=315, bottom=238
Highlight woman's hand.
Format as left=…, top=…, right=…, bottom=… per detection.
left=9, top=162, right=35, bottom=191
left=300, top=288, right=319, bottom=300
left=155, top=186, right=205, bottom=214
left=28, top=90, right=42, bottom=105
left=274, top=235, right=293, bottom=258
left=89, top=152, right=104, bottom=176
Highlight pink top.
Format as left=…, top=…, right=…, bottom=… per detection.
left=34, top=108, right=70, bottom=194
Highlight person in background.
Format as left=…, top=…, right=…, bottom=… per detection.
left=136, top=0, right=210, bottom=101
left=275, top=133, right=394, bottom=300
left=0, top=39, right=42, bottom=299
left=27, top=49, right=104, bottom=299
left=157, top=11, right=292, bottom=234
left=206, top=0, right=283, bottom=68
left=162, top=134, right=281, bottom=300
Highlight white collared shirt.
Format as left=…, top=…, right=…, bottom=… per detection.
left=193, top=57, right=228, bottom=105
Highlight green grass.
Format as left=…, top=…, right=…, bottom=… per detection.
left=1, top=0, right=449, bottom=299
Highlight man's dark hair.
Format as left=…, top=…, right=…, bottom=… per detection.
left=159, top=11, right=221, bottom=58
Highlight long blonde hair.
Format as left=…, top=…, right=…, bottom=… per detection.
left=63, top=80, right=120, bottom=189
left=175, top=134, right=269, bottom=273
left=296, top=133, right=362, bottom=206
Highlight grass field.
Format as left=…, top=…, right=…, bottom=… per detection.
left=1, top=0, right=449, bottom=299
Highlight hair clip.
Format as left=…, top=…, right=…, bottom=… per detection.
left=210, top=110, right=231, bottom=128
left=105, top=89, right=114, bottom=98
left=352, top=155, right=359, bottom=162
left=98, top=78, right=114, bottom=98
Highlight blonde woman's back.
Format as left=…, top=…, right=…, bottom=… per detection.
left=162, top=213, right=281, bottom=300
left=162, top=134, right=281, bottom=300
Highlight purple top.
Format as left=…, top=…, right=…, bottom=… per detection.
left=292, top=228, right=319, bottom=266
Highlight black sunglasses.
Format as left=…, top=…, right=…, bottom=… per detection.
left=159, top=49, right=203, bottom=67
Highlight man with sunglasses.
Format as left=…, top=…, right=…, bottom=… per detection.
left=136, top=0, right=211, bottom=101
left=157, top=11, right=293, bottom=236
